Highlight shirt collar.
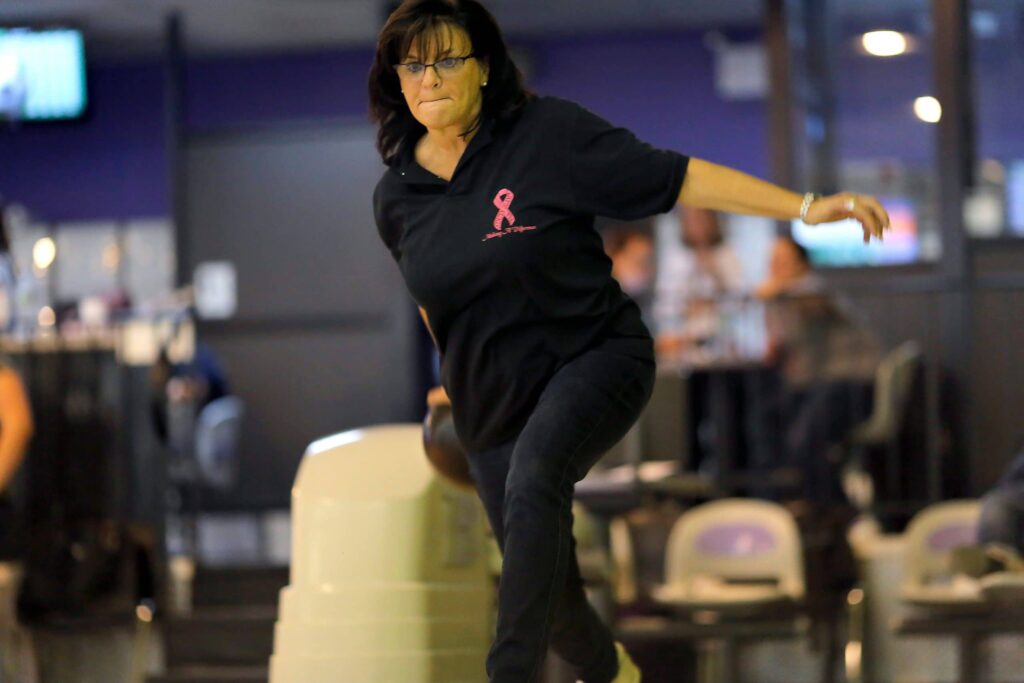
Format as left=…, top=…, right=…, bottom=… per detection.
left=393, top=114, right=496, bottom=186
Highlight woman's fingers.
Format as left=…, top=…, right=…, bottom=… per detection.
left=865, top=196, right=891, bottom=231
left=806, top=192, right=890, bottom=242
left=844, top=196, right=881, bottom=243
left=832, top=193, right=887, bottom=242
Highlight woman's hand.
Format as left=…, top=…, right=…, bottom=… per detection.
left=804, top=193, right=891, bottom=243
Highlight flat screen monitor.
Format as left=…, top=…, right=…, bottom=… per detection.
left=0, top=28, right=86, bottom=121
left=791, top=196, right=919, bottom=266
left=1008, top=160, right=1024, bottom=236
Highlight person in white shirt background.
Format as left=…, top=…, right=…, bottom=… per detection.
left=654, top=205, right=746, bottom=362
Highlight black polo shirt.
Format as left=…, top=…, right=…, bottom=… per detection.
left=373, top=96, right=688, bottom=452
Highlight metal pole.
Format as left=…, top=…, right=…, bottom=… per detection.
left=164, top=13, right=188, bottom=288
left=931, top=0, right=975, bottom=494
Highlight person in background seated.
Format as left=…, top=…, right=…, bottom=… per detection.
left=979, top=442, right=1024, bottom=554
left=150, top=341, right=231, bottom=448
left=654, top=206, right=745, bottom=363
left=756, top=233, right=824, bottom=300
left=757, top=235, right=880, bottom=504
left=604, top=229, right=656, bottom=329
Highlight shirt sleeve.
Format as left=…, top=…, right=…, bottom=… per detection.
left=372, top=178, right=402, bottom=263
left=568, top=101, right=689, bottom=220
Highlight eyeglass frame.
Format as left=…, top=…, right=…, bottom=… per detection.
left=393, top=53, right=477, bottom=80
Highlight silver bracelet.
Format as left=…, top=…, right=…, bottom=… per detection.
left=799, top=192, right=819, bottom=222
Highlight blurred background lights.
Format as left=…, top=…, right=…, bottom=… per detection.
left=862, top=30, right=909, bottom=57
left=33, top=236, right=57, bottom=270
left=914, top=96, right=942, bottom=123
left=37, top=306, right=56, bottom=327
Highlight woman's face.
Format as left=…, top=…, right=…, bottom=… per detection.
left=680, top=206, right=719, bottom=249
left=770, top=238, right=810, bottom=282
left=398, top=25, right=489, bottom=134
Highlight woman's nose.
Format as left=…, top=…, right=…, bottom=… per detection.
left=422, top=65, right=442, bottom=88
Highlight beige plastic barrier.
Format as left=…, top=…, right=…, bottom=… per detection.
left=269, top=424, right=492, bottom=683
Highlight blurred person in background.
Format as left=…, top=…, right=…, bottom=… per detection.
left=756, top=233, right=824, bottom=300
left=654, top=206, right=745, bottom=363
left=757, top=235, right=880, bottom=504
left=0, top=356, right=35, bottom=681
left=369, top=2, right=889, bottom=681
left=756, top=236, right=881, bottom=663
left=604, top=228, right=655, bottom=329
left=979, top=441, right=1024, bottom=554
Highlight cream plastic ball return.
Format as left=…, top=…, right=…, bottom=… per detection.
left=269, top=424, right=492, bottom=683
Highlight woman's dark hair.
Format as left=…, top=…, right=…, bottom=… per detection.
left=368, top=0, right=532, bottom=166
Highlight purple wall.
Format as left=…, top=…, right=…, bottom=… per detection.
left=185, top=50, right=373, bottom=129
left=526, top=31, right=769, bottom=176
left=0, top=29, right=769, bottom=223
left=0, top=62, right=167, bottom=222
left=2, top=26, right=1019, bottom=223
left=837, top=49, right=936, bottom=164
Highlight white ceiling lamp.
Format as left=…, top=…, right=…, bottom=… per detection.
left=862, top=30, right=909, bottom=57
left=914, top=96, right=942, bottom=124
left=32, top=236, right=56, bottom=270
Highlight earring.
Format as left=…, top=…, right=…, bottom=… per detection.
left=482, top=81, right=488, bottom=87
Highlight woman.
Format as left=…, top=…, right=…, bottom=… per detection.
left=654, top=206, right=745, bottom=362
left=755, top=234, right=823, bottom=300
left=369, top=2, right=888, bottom=681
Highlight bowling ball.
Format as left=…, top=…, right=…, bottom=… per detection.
left=422, top=404, right=475, bottom=490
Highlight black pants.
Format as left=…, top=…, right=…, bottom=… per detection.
left=466, top=344, right=655, bottom=683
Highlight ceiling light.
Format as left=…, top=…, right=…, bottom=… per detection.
left=914, top=96, right=942, bottom=124
left=862, top=31, right=909, bottom=57
left=32, top=237, right=56, bottom=270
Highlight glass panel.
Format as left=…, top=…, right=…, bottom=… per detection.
left=788, top=0, right=941, bottom=265
left=968, top=0, right=1024, bottom=237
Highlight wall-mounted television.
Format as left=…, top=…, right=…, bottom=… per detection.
left=0, top=28, right=86, bottom=122
left=792, top=196, right=920, bottom=266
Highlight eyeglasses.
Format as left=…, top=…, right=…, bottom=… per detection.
left=394, top=54, right=476, bottom=80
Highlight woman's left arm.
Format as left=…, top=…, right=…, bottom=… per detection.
left=679, top=158, right=890, bottom=243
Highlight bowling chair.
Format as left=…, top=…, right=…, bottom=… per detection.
left=650, top=499, right=806, bottom=683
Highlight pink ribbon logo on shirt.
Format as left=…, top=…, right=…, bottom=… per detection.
left=484, top=188, right=537, bottom=241
left=493, top=189, right=517, bottom=230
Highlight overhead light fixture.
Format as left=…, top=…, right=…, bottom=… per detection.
left=914, top=96, right=942, bottom=124
left=32, top=237, right=56, bottom=270
left=971, top=10, right=1000, bottom=39
left=862, top=30, right=909, bottom=57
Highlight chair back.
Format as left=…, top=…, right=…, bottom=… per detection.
left=857, top=340, right=922, bottom=442
left=664, top=498, right=804, bottom=600
left=195, top=396, right=245, bottom=490
left=902, top=500, right=980, bottom=591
